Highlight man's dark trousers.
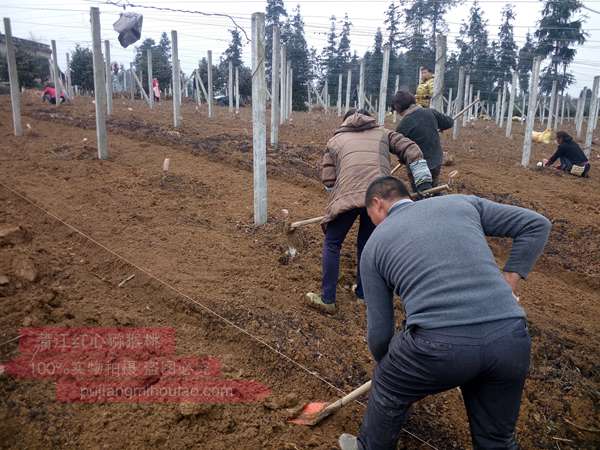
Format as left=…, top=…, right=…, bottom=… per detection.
left=322, top=208, right=375, bottom=303
left=358, top=318, right=531, bottom=450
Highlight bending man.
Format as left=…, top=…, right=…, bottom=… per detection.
left=306, top=110, right=432, bottom=314
left=393, top=90, right=454, bottom=188
left=339, top=176, right=551, bottom=450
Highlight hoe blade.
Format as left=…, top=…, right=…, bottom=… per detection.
left=288, top=401, right=331, bottom=426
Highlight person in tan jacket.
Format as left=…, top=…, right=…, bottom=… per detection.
left=306, top=109, right=432, bottom=314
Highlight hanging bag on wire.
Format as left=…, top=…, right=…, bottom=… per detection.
left=113, top=12, right=143, bottom=48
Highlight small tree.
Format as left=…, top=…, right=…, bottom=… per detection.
left=496, top=4, right=518, bottom=85
left=536, top=0, right=587, bottom=93
left=70, top=45, right=94, bottom=92
left=0, top=47, right=50, bottom=88
left=517, top=33, right=536, bottom=94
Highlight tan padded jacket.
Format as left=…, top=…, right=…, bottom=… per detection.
left=320, top=113, right=423, bottom=225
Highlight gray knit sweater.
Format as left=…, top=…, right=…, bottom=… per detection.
left=360, top=194, right=551, bottom=361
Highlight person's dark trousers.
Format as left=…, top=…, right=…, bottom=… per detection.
left=559, top=157, right=591, bottom=177
left=559, top=156, right=573, bottom=172
left=357, top=318, right=531, bottom=450
left=408, top=165, right=441, bottom=191
left=321, top=208, right=375, bottom=303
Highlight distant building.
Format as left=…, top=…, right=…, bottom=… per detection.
left=0, top=33, right=52, bottom=60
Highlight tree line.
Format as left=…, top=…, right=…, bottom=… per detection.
left=1, top=0, right=587, bottom=109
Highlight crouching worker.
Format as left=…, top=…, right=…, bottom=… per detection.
left=305, top=110, right=432, bottom=314
left=339, top=177, right=551, bottom=450
left=392, top=90, right=454, bottom=188
left=41, top=84, right=65, bottom=105
left=544, top=131, right=590, bottom=178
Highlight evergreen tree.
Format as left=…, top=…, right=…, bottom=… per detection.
left=535, top=0, right=586, bottom=93
left=365, top=28, right=384, bottom=97
left=384, top=1, right=402, bottom=53
left=338, top=14, right=352, bottom=70
left=517, top=32, right=536, bottom=94
left=454, top=1, right=494, bottom=102
left=424, top=0, right=461, bottom=52
left=70, top=45, right=94, bottom=92
left=214, top=29, right=245, bottom=96
left=321, top=15, right=339, bottom=99
left=223, top=29, right=243, bottom=68
left=404, top=0, right=433, bottom=91
left=496, top=4, right=517, bottom=85
left=265, top=0, right=287, bottom=82
left=286, top=6, right=312, bottom=110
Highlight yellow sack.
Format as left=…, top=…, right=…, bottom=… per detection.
left=532, top=128, right=554, bottom=144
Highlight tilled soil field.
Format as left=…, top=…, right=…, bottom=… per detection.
left=0, top=92, right=599, bottom=449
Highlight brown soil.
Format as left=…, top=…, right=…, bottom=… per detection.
left=0, top=91, right=599, bottom=449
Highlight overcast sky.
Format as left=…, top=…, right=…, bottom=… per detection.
left=2, top=0, right=599, bottom=95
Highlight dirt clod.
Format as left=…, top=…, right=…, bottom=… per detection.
left=12, top=256, right=38, bottom=282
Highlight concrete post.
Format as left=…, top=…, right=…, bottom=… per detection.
left=453, top=67, right=465, bottom=140
left=228, top=60, right=234, bottom=113
left=90, top=7, right=108, bottom=159
left=393, top=74, right=400, bottom=122
left=378, top=45, right=391, bottom=126
left=270, top=25, right=280, bottom=146
left=288, top=65, right=293, bottom=118
left=235, top=66, right=240, bottom=114
left=462, top=73, right=470, bottom=127
left=345, top=69, right=352, bottom=114
left=337, top=72, right=343, bottom=117
left=51, top=40, right=60, bottom=107
left=506, top=71, right=518, bottom=138
left=279, top=44, right=287, bottom=124
left=171, top=31, right=182, bottom=127
left=432, top=34, right=446, bottom=112
left=251, top=12, right=267, bottom=226
left=358, top=59, right=365, bottom=110
left=584, top=76, right=600, bottom=157
left=576, top=88, right=586, bottom=138
left=147, top=48, right=153, bottom=108
left=522, top=56, right=542, bottom=167
left=207, top=50, right=214, bottom=118
left=3, top=18, right=22, bottom=136
left=104, top=40, right=113, bottom=115
left=499, top=83, right=508, bottom=128
left=547, top=79, right=557, bottom=130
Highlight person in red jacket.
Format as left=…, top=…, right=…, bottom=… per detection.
left=41, top=84, right=65, bottom=104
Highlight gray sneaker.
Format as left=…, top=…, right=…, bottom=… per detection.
left=305, top=293, right=336, bottom=315
left=338, top=433, right=359, bottom=450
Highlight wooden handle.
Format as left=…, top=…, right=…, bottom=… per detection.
left=408, top=184, right=449, bottom=199
left=453, top=98, right=480, bottom=120
left=322, top=380, right=372, bottom=415
left=289, top=216, right=325, bottom=230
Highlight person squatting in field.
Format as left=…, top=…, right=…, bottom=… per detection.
left=392, top=90, right=454, bottom=189
left=305, top=109, right=433, bottom=314
left=41, top=84, right=65, bottom=105
left=338, top=176, right=551, bottom=450
left=544, top=131, right=591, bottom=178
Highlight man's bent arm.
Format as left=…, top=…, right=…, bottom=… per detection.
left=471, top=196, right=552, bottom=279
left=361, top=247, right=395, bottom=362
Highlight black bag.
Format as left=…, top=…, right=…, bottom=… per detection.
left=113, top=12, right=143, bottom=48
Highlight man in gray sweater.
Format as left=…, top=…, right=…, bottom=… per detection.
left=339, top=177, right=551, bottom=450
